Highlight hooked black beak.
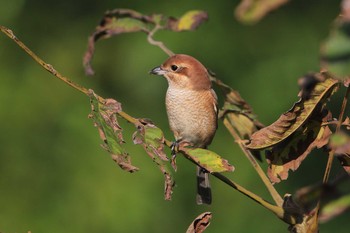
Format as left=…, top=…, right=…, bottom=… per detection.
left=149, top=66, right=167, bottom=75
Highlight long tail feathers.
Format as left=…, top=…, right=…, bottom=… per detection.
left=196, top=166, right=212, bottom=205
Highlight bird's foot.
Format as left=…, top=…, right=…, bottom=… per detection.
left=170, top=140, right=181, bottom=171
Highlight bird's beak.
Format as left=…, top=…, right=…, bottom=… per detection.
left=149, top=66, right=167, bottom=76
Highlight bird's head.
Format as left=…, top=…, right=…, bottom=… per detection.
left=150, top=54, right=211, bottom=90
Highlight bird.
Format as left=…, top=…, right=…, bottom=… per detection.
left=150, top=54, right=218, bottom=205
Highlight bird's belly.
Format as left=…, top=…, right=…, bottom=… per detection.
left=166, top=88, right=216, bottom=147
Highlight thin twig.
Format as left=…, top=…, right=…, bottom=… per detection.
left=1, top=25, right=291, bottom=223
left=323, top=84, right=349, bottom=184
left=223, top=118, right=284, bottom=206
left=1, top=26, right=142, bottom=125
left=315, top=84, right=350, bottom=222
left=178, top=146, right=298, bottom=225
left=0, top=26, right=90, bottom=97
left=147, top=25, right=175, bottom=56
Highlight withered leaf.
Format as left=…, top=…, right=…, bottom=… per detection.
left=235, top=0, right=289, bottom=24
left=181, top=147, right=234, bottom=173
left=265, top=111, right=332, bottom=184
left=132, top=118, right=175, bottom=200
left=88, top=90, right=138, bottom=172
left=246, top=72, right=339, bottom=150
left=167, top=10, right=208, bottom=32
left=186, top=212, right=212, bottom=233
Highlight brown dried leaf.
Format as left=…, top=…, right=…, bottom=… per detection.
left=132, top=118, right=175, bottom=200
left=235, top=0, right=289, bottom=24
left=246, top=72, right=339, bottom=150
left=167, top=10, right=208, bottom=32
left=186, top=212, right=212, bottom=233
left=88, top=90, right=138, bottom=172
left=266, top=111, right=332, bottom=184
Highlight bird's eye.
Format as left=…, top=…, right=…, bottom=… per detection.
left=170, top=65, right=178, bottom=71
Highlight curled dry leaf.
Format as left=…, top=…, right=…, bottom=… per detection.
left=132, top=118, right=175, bottom=200
left=266, top=110, right=333, bottom=183
left=246, top=72, right=339, bottom=150
left=88, top=90, right=139, bottom=172
left=235, top=0, right=289, bottom=24
left=186, top=212, right=212, bottom=233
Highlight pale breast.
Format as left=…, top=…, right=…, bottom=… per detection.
left=165, top=87, right=217, bottom=148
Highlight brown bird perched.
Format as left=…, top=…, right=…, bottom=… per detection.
left=150, top=54, right=218, bottom=205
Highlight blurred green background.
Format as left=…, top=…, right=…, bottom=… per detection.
left=0, top=0, right=349, bottom=232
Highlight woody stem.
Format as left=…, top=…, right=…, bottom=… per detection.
left=223, top=118, right=284, bottom=207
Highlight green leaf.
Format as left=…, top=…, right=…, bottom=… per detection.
left=235, top=0, right=290, bottom=24
left=246, top=72, right=339, bottom=150
left=185, top=148, right=234, bottom=173
left=167, top=10, right=208, bottom=32
left=321, top=5, right=350, bottom=80
left=88, top=90, right=139, bottom=172
left=132, top=119, right=174, bottom=200
left=330, top=132, right=350, bottom=175
left=320, top=194, right=350, bottom=223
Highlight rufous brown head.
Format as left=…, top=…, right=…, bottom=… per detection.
left=150, top=54, right=212, bottom=90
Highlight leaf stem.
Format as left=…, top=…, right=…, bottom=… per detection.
left=0, top=26, right=140, bottom=125
left=223, top=118, right=284, bottom=206
left=0, top=26, right=89, bottom=96
left=2, top=24, right=292, bottom=224
left=147, top=25, right=174, bottom=56
left=178, top=146, right=298, bottom=224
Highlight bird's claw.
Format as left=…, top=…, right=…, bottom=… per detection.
left=170, top=141, right=180, bottom=171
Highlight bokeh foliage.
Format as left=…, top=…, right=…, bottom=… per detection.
left=0, top=0, right=349, bottom=233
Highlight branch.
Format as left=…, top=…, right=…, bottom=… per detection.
left=222, top=118, right=284, bottom=206
left=147, top=25, right=174, bottom=56
left=322, top=84, right=350, bottom=184
left=1, top=25, right=294, bottom=224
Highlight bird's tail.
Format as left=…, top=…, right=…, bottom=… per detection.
left=196, top=166, right=212, bottom=205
